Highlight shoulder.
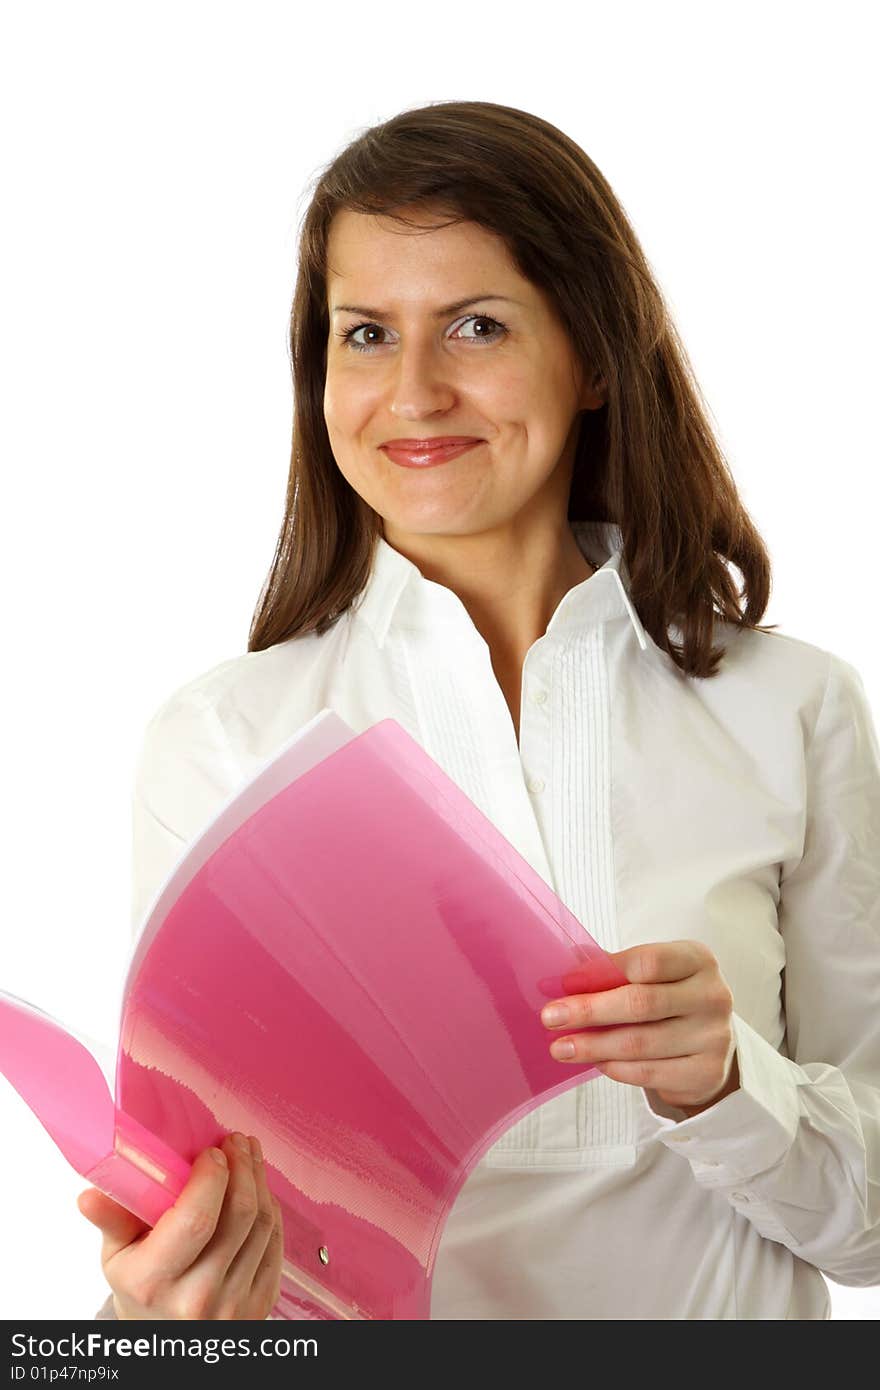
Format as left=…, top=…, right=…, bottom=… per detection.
left=138, top=620, right=351, bottom=770
left=719, top=620, right=869, bottom=690
left=710, top=620, right=874, bottom=744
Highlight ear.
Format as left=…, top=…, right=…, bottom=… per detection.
left=580, top=373, right=607, bottom=411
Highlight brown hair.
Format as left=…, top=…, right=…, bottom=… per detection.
left=247, top=99, right=777, bottom=677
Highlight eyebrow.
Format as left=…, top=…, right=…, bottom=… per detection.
left=330, top=294, right=521, bottom=318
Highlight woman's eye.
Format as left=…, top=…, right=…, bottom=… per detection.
left=336, top=313, right=508, bottom=354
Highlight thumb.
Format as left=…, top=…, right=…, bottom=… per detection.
left=77, top=1187, right=149, bottom=1260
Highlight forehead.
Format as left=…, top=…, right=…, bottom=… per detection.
left=325, top=208, right=525, bottom=294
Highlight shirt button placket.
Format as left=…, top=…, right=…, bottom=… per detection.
left=522, top=664, right=551, bottom=803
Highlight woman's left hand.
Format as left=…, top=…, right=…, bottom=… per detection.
left=540, top=940, right=740, bottom=1116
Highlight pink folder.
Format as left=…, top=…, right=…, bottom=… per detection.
left=0, top=710, right=628, bottom=1319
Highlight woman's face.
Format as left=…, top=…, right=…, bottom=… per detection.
left=323, top=206, right=604, bottom=549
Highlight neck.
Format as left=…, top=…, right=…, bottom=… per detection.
left=383, top=519, right=595, bottom=665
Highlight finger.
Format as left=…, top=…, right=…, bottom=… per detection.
left=542, top=972, right=707, bottom=1031
left=77, top=1188, right=148, bottom=1261
left=183, top=1132, right=260, bottom=1289
left=126, top=1146, right=229, bottom=1284
left=606, top=940, right=714, bottom=985
left=248, top=1197, right=284, bottom=1318
left=548, top=1016, right=707, bottom=1063
left=219, top=1137, right=276, bottom=1301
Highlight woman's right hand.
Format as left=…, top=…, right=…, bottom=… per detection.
left=76, top=1132, right=284, bottom=1320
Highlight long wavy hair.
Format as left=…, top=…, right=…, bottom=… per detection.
left=247, top=99, right=777, bottom=677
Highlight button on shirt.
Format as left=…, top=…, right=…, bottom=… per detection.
left=127, top=520, right=880, bottom=1320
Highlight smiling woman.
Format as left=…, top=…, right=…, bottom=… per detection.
left=320, top=203, right=610, bottom=707
left=79, top=100, right=880, bottom=1323
left=250, top=100, right=781, bottom=679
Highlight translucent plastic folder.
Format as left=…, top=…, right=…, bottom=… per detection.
left=0, top=710, right=628, bottom=1319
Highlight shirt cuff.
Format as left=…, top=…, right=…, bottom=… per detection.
left=94, top=1291, right=118, bottom=1320
left=642, top=1012, right=804, bottom=1187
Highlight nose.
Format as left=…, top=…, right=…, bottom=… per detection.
left=387, top=336, right=458, bottom=417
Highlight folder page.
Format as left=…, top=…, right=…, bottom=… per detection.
left=1, top=710, right=628, bottom=1320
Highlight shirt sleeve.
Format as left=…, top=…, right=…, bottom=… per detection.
left=130, top=688, right=244, bottom=938
left=643, top=650, right=880, bottom=1288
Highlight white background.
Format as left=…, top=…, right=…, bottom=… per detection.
left=1, top=0, right=877, bottom=1320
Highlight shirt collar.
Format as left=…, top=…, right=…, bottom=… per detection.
left=353, top=519, right=649, bottom=654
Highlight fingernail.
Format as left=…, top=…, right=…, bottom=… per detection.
left=209, top=1147, right=227, bottom=1166
left=249, top=1136, right=263, bottom=1164
left=542, top=1004, right=569, bottom=1026
left=551, top=1040, right=576, bottom=1059
left=233, top=1132, right=251, bottom=1154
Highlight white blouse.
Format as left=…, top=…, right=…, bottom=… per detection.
left=126, top=519, right=880, bottom=1320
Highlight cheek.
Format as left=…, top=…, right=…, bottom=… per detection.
left=323, top=373, right=374, bottom=439
left=322, top=376, right=343, bottom=431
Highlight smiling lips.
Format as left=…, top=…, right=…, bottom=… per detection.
left=381, top=438, right=485, bottom=468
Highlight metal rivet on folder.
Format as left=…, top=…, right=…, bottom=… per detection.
left=318, top=1246, right=330, bottom=1265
